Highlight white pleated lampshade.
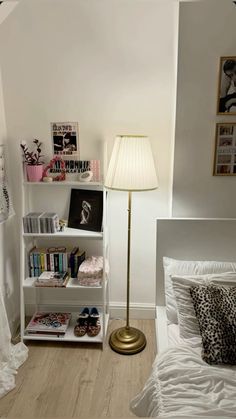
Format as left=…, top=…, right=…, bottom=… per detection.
left=105, top=136, right=158, bottom=191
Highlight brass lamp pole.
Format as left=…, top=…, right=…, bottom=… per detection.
left=109, top=191, right=146, bottom=355
left=105, top=136, right=158, bottom=355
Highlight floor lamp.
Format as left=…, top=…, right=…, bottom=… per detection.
left=105, top=135, right=158, bottom=355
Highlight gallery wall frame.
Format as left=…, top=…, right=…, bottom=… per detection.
left=51, top=122, right=79, bottom=157
left=213, top=122, right=236, bottom=176
left=217, top=56, right=236, bottom=115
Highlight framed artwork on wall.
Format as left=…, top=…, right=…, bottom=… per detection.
left=213, top=122, right=236, bottom=175
left=51, top=122, right=79, bottom=156
left=217, top=56, right=236, bottom=114
left=68, top=189, right=103, bottom=232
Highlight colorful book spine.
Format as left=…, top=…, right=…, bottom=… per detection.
left=63, top=253, right=68, bottom=271
left=54, top=253, right=59, bottom=272
left=49, top=253, right=55, bottom=271
left=58, top=253, right=63, bottom=272
left=33, top=253, right=38, bottom=270
left=69, top=247, right=79, bottom=278
left=28, top=247, right=71, bottom=277
left=71, top=250, right=86, bottom=278
left=40, top=253, right=45, bottom=271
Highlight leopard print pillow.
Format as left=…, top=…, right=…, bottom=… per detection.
left=190, top=284, right=236, bottom=365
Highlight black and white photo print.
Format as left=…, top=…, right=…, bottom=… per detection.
left=51, top=122, right=79, bottom=156
left=217, top=57, right=236, bottom=114
left=68, top=189, right=103, bottom=232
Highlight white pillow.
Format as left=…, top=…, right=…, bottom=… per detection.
left=171, top=272, right=236, bottom=340
left=163, top=257, right=236, bottom=324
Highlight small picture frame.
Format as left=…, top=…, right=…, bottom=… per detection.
left=68, top=189, right=103, bottom=232
left=217, top=57, right=236, bottom=114
left=51, top=122, right=79, bottom=156
left=213, top=123, right=236, bottom=176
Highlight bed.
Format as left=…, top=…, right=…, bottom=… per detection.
left=130, top=218, right=236, bottom=418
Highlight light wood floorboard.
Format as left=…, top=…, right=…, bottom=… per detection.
left=0, top=319, right=156, bottom=418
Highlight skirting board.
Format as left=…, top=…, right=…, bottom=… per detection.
left=109, top=302, right=155, bottom=320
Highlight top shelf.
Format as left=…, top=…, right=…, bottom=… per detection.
left=23, top=181, right=103, bottom=188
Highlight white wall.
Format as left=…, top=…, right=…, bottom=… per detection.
left=0, top=1, right=18, bottom=25
left=0, top=0, right=178, bottom=318
left=173, top=0, right=236, bottom=217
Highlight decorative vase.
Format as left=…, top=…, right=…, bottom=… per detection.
left=26, top=164, right=44, bottom=182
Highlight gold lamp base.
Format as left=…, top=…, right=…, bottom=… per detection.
left=109, top=326, right=146, bottom=355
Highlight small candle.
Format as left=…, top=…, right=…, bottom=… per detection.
left=43, top=176, right=53, bottom=182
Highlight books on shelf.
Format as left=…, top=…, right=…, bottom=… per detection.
left=29, top=246, right=68, bottom=277
left=70, top=247, right=86, bottom=278
left=23, top=212, right=59, bottom=234
left=40, top=213, right=60, bottom=233
left=23, top=212, right=43, bottom=234
left=35, top=271, right=69, bottom=287
left=25, top=312, right=71, bottom=335
left=28, top=246, right=86, bottom=278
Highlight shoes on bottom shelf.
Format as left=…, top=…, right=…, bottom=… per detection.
left=74, top=307, right=101, bottom=338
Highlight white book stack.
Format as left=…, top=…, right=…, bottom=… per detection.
left=23, top=212, right=44, bottom=233
left=39, top=212, right=59, bottom=233
left=23, top=212, right=59, bottom=234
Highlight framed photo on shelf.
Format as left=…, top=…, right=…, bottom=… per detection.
left=213, top=122, right=236, bottom=176
left=217, top=56, right=236, bottom=114
left=51, top=122, right=79, bottom=156
left=68, top=189, right=103, bottom=232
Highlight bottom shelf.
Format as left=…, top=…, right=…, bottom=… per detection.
left=23, top=312, right=109, bottom=343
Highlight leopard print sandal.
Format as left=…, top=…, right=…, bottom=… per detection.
left=87, top=307, right=101, bottom=337
left=74, top=307, right=89, bottom=337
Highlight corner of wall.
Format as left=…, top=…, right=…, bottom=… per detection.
left=169, top=1, right=180, bottom=217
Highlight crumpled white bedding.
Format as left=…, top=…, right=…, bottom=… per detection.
left=130, top=343, right=236, bottom=417
left=0, top=342, right=28, bottom=399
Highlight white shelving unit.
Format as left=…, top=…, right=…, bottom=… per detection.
left=20, top=176, right=109, bottom=348
left=23, top=227, right=103, bottom=239
left=23, top=181, right=102, bottom=187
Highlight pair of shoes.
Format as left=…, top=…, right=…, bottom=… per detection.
left=74, top=307, right=101, bottom=338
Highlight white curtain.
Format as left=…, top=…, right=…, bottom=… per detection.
left=0, top=145, right=14, bottom=223
left=0, top=144, right=28, bottom=398
left=0, top=290, right=28, bottom=398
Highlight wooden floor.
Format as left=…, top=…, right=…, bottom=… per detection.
left=0, top=319, right=156, bottom=418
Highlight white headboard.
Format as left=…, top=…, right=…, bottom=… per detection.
left=156, top=218, right=236, bottom=306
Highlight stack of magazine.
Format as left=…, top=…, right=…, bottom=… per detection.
left=35, top=271, right=69, bottom=287
left=25, top=312, right=71, bottom=336
left=23, top=212, right=59, bottom=234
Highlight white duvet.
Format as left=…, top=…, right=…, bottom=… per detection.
left=130, top=343, right=236, bottom=418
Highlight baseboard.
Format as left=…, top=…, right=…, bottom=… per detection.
left=109, top=302, right=155, bottom=319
